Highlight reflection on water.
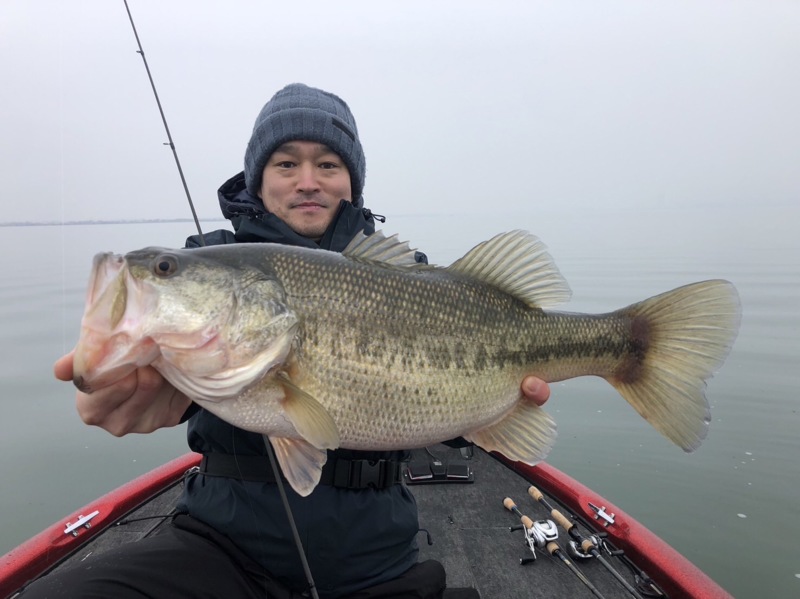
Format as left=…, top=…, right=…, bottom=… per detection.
left=0, top=214, right=798, bottom=597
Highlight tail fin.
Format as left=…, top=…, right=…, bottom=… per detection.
left=610, top=280, right=741, bottom=452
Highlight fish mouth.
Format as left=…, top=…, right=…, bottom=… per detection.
left=72, top=253, right=159, bottom=392
left=89, top=253, right=130, bottom=329
left=84, top=252, right=125, bottom=309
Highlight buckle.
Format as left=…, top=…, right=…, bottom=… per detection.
left=330, top=459, right=400, bottom=489
left=357, top=460, right=382, bottom=489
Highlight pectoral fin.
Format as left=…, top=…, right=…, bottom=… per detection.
left=266, top=435, right=328, bottom=497
left=463, top=400, right=557, bottom=465
left=277, top=372, right=340, bottom=450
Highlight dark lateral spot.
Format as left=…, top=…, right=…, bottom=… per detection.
left=615, top=315, right=651, bottom=384
left=356, top=332, right=371, bottom=357
left=453, top=342, right=467, bottom=369
left=473, top=345, right=488, bottom=371
left=630, top=315, right=651, bottom=357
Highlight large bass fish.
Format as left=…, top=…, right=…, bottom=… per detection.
left=73, top=231, right=740, bottom=496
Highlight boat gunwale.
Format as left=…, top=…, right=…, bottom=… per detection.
left=0, top=453, right=200, bottom=599
left=0, top=451, right=732, bottom=598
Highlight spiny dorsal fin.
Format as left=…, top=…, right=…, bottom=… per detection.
left=342, top=231, right=422, bottom=267
left=447, top=231, right=571, bottom=308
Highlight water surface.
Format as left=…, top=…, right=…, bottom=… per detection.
left=0, top=212, right=797, bottom=598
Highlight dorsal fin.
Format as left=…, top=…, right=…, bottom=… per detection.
left=447, top=230, right=571, bottom=308
left=342, top=230, right=422, bottom=267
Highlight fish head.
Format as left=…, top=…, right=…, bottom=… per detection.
left=73, top=246, right=298, bottom=401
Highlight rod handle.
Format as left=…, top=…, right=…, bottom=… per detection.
left=551, top=508, right=575, bottom=532
left=521, top=515, right=534, bottom=529
left=528, top=485, right=544, bottom=502
left=582, top=539, right=598, bottom=554
left=529, top=486, right=574, bottom=532
left=503, top=497, right=516, bottom=511
left=546, top=541, right=560, bottom=556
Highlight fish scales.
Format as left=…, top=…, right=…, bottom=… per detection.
left=264, top=246, right=640, bottom=449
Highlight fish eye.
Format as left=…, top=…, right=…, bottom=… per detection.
left=153, top=254, right=179, bottom=277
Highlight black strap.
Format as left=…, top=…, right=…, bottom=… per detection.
left=199, top=453, right=404, bottom=490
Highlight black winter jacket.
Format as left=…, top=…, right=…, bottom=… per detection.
left=177, top=173, right=421, bottom=598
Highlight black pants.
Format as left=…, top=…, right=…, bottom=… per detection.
left=17, top=515, right=478, bottom=599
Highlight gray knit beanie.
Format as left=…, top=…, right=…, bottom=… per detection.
left=244, top=83, right=366, bottom=204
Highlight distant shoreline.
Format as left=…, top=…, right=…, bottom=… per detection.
left=0, top=218, right=223, bottom=227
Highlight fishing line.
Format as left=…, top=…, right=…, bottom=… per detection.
left=59, top=191, right=67, bottom=353
left=58, top=3, right=68, bottom=355
left=122, top=0, right=205, bottom=245
left=263, top=436, right=321, bottom=599
left=121, top=4, right=319, bottom=598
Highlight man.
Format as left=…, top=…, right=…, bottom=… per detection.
left=39, top=84, right=550, bottom=599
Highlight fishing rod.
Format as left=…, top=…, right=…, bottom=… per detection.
left=121, top=4, right=321, bottom=598
left=503, top=497, right=608, bottom=599
left=122, top=0, right=205, bottom=245
left=528, top=485, right=647, bottom=599
left=502, top=497, right=557, bottom=563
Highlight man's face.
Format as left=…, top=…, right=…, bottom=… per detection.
left=258, top=141, right=352, bottom=240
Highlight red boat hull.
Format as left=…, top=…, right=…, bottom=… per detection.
left=0, top=453, right=731, bottom=598
left=0, top=453, right=200, bottom=598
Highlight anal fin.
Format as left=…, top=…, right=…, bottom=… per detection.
left=463, top=400, right=557, bottom=465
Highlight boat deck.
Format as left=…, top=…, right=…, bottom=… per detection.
left=46, top=446, right=660, bottom=599
left=410, top=445, right=657, bottom=598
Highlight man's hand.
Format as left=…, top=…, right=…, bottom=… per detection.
left=54, top=350, right=191, bottom=436
left=521, top=376, right=550, bottom=406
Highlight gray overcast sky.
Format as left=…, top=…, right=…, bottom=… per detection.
left=1, top=0, right=798, bottom=224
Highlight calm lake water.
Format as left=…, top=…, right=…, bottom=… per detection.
left=1, top=210, right=798, bottom=598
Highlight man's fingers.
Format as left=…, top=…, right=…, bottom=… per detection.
left=74, top=366, right=190, bottom=436
left=522, top=376, right=550, bottom=407
left=53, top=350, right=76, bottom=382
left=76, top=370, right=140, bottom=430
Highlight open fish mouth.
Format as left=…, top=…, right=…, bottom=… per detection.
left=71, top=247, right=293, bottom=401
left=73, top=253, right=160, bottom=392
left=84, top=252, right=130, bottom=330
left=85, top=252, right=126, bottom=306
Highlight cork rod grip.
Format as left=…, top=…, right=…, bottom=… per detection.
left=528, top=485, right=544, bottom=502
left=550, top=508, right=574, bottom=532
left=528, top=485, right=574, bottom=532
left=521, top=515, right=534, bottom=529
